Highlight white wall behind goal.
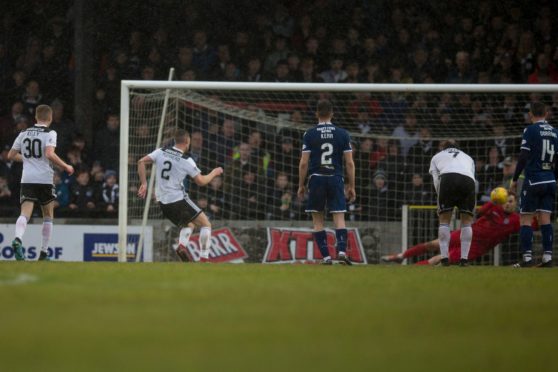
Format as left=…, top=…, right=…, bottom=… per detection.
left=0, top=225, right=152, bottom=262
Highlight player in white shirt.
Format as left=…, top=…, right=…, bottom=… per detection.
left=429, top=140, right=476, bottom=266
left=7, top=105, right=75, bottom=261
left=137, top=129, right=223, bottom=261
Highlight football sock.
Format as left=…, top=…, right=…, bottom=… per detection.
left=540, top=224, right=553, bottom=263
left=15, top=215, right=28, bottom=241
left=41, top=218, right=53, bottom=253
left=178, top=227, right=193, bottom=248
left=199, top=227, right=211, bottom=259
left=519, top=225, right=533, bottom=262
left=313, top=230, right=329, bottom=259
left=335, top=228, right=347, bottom=255
left=403, top=243, right=429, bottom=258
left=460, top=224, right=472, bottom=260
left=438, top=224, right=450, bottom=259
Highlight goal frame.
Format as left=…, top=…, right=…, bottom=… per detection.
left=118, top=81, right=558, bottom=262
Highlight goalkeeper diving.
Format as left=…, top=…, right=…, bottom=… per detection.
left=382, top=192, right=538, bottom=265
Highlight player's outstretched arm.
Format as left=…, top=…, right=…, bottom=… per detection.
left=137, top=155, right=153, bottom=198
left=7, top=149, right=23, bottom=162
left=297, top=152, right=309, bottom=200
left=344, top=151, right=356, bottom=202
left=45, top=146, right=74, bottom=175
left=193, top=167, right=224, bottom=186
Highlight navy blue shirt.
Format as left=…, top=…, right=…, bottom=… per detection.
left=302, top=123, right=352, bottom=177
left=520, top=121, right=558, bottom=184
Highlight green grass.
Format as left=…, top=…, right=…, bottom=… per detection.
left=0, top=263, right=557, bottom=372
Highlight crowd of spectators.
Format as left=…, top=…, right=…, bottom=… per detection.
left=0, top=0, right=558, bottom=219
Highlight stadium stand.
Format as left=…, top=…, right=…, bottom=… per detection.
left=0, top=0, right=557, bottom=219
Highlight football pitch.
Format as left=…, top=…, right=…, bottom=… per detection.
left=1, top=263, right=557, bottom=372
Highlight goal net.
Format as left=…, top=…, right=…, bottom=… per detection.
left=118, top=82, right=557, bottom=263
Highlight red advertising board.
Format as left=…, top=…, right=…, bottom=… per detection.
left=264, top=228, right=366, bottom=264
left=184, top=228, right=248, bottom=263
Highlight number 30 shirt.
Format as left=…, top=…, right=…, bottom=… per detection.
left=302, top=122, right=352, bottom=177
left=520, top=120, right=558, bottom=185
left=11, top=124, right=57, bottom=185
left=147, top=146, right=201, bottom=205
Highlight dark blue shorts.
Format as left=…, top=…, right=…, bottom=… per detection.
left=519, top=181, right=556, bottom=214
left=305, top=175, right=346, bottom=213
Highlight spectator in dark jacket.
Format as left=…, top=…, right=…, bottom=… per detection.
left=94, top=113, right=120, bottom=171
left=68, top=169, right=97, bottom=216
left=405, top=173, right=433, bottom=206
left=100, top=170, right=118, bottom=216
left=361, top=170, right=396, bottom=221
left=267, top=172, right=296, bottom=220
left=53, top=171, right=70, bottom=211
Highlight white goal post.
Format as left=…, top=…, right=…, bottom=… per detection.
left=118, top=81, right=558, bottom=263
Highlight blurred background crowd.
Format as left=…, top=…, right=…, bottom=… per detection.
left=0, top=0, right=557, bottom=219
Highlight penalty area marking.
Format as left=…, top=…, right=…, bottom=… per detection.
left=0, top=273, right=38, bottom=286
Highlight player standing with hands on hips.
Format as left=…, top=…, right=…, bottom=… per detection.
left=297, top=100, right=356, bottom=265
left=8, top=104, right=75, bottom=261
left=137, top=129, right=223, bottom=262
left=509, top=102, right=558, bottom=268
left=429, top=140, right=476, bottom=266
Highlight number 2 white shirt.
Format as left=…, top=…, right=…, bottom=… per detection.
left=11, top=124, right=57, bottom=184
left=148, top=146, right=201, bottom=204
left=429, top=148, right=475, bottom=192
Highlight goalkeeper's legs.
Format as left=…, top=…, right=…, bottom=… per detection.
left=381, top=240, right=440, bottom=263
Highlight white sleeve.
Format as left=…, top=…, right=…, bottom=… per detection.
left=147, top=149, right=160, bottom=162
left=46, top=131, right=57, bottom=147
left=184, top=158, right=201, bottom=178
left=11, top=132, right=23, bottom=151
left=429, top=157, right=440, bottom=193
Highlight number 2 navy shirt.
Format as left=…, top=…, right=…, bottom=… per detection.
left=302, top=122, right=352, bottom=177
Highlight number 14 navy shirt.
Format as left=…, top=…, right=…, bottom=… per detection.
left=520, top=120, right=558, bottom=185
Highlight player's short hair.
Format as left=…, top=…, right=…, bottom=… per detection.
left=440, top=139, right=459, bottom=150
left=530, top=102, right=546, bottom=117
left=508, top=191, right=517, bottom=199
left=316, top=100, right=333, bottom=118
left=174, top=128, right=190, bottom=145
left=35, top=105, right=52, bottom=122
